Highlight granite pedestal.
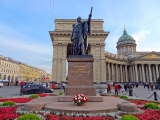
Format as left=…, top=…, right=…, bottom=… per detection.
left=61, top=55, right=102, bottom=102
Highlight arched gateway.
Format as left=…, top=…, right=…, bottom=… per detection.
left=49, top=19, right=109, bottom=83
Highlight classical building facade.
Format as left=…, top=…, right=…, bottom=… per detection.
left=0, top=55, right=19, bottom=82
left=50, top=19, right=160, bottom=83
left=0, top=55, right=49, bottom=82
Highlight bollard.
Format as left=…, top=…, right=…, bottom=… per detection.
left=129, top=90, right=133, bottom=96
left=153, top=91, right=158, bottom=101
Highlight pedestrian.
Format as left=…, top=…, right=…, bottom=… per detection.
left=121, top=87, right=124, bottom=93
left=118, top=84, right=121, bottom=93
left=51, top=83, right=55, bottom=92
left=20, top=80, right=24, bottom=95
left=124, top=84, right=127, bottom=91
left=107, top=83, right=111, bottom=94
left=114, top=83, right=118, bottom=95
left=144, top=83, right=146, bottom=88
left=62, top=83, right=66, bottom=92
left=15, top=80, right=18, bottom=86
left=150, top=83, right=153, bottom=91
left=46, top=83, right=48, bottom=88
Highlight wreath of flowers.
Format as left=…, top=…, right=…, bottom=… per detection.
left=72, top=94, right=88, bottom=106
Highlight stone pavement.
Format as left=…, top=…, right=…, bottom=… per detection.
left=1, top=85, right=160, bottom=102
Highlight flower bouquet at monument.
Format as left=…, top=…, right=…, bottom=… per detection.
left=72, top=94, right=88, bottom=106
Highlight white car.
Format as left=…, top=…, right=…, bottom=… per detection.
left=0, top=82, right=4, bottom=87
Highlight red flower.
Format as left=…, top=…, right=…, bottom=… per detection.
left=73, top=94, right=88, bottom=106
left=0, top=98, right=33, bottom=103
left=37, top=93, right=49, bottom=97
left=0, top=106, right=19, bottom=120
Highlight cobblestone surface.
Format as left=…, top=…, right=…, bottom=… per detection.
left=0, top=84, right=160, bottom=102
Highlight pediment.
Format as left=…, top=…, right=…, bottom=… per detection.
left=141, top=54, right=160, bottom=59
left=136, top=53, right=160, bottom=60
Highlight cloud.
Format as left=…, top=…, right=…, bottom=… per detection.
left=0, top=25, right=52, bottom=56
left=132, top=29, right=151, bottom=44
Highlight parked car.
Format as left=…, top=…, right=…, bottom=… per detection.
left=0, top=82, right=4, bottom=87
left=21, top=84, right=52, bottom=95
left=0, top=80, right=9, bottom=83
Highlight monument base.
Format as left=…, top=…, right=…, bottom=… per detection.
left=58, top=95, right=103, bottom=102
left=65, top=86, right=96, bottom=96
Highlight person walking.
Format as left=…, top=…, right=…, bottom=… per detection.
left=124, top=84, right=127, bottom=91
left=51, top=83, right=55, bottom=92
left=107, top=83, right=111, bottom=94
left=62, top=83, right=66, bottom=92
left=118, top=84, right=121, bottom=93
left=20, top=80, right=24, bottom=95
left=114, top=83, right=118, bottom=95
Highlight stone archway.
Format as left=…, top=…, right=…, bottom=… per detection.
left=49, top=19, right=109, bottom=83
left=11, top=76, right=14, bottom=83
left=3, top=75, right=6, bottom=80
left=8, top=75, right=11, bottom=81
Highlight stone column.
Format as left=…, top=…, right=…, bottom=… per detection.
left=90, top=43, right=96, bottom=82
left=139, top=65, right=143, bottom=82
left=120, top=65, right=123, bottom=82
left=156, top=64, right=159, bottom=79
left=91, top=43, right=106, bottom=83
left=152, top=65, right=156, bottom=82
left=148, top=64, right=153, bottom=83
left=129, top=65, right=132, bottom=82
left=132, top=65, right=135, bottom=82
left=52, top=43, right=58, bottom=82
left=125, top=65, right=128, bottom=82
left=61, top=43, right=68, bottom=82
left=135, top=64, right=138, bottom=82
left=108, top=63, right=111, bottom=80
left=100, top=43, right=106, bottom=83
left=111, top=63, right=114, bottom=81
left=142, top=64, right=146, bottom=82
left=115, top=64, right=118, bottom=82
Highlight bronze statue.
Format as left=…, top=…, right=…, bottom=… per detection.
left=71, top=7, right=93, bottom=55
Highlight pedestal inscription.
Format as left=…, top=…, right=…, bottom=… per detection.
left=65, top=55, right=96, bottom=96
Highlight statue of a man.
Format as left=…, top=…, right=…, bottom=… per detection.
left=71, top=7, right=93, bottom=55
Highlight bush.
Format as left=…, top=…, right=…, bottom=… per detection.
left=1, top=101, right=16, bottom=106
left=120, top=95, right=128, bottom=99
left=59, top=92, right=64, bottom=95
left=121, top=115, right=138, bottom=120
left=144, top=102, right=159, bottom=109
left=18, top=113, right=41, bottom=120
left=29, top=94, right=39, bottom=99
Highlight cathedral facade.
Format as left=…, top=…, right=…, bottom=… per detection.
left=50, top=19, right=160, bottom=83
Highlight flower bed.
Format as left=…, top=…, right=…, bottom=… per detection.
left=128, top=99, right=159, bottom=105
left=0, top=98, right=33, bottom=103
left=0, top=106, right=19, bottom=120
left=120, top=109, right=160, bottom=120
left=45, top=114, right=115, bottom=120
left=38, top=93, right=49, bottom=97
left=0, top=94, right=49, bottom=103
left=1, top=95, right=160, bottom=120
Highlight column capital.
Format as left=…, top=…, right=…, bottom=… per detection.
left=52, top=43, right=58, bottom=46
left=100, top=43, right=106, bottom=46
left=61, top=43, right=68, bottom=46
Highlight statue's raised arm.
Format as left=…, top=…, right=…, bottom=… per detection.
left=88, top=7, right=93, bottom=23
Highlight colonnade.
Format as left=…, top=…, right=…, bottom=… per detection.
left=106, top=63, right=160, bottom=83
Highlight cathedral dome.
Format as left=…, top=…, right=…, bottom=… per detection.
left=118, top=28, right=134, bottom=41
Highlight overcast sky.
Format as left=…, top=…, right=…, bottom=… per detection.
left=0, top=0, right=160, bottom=74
